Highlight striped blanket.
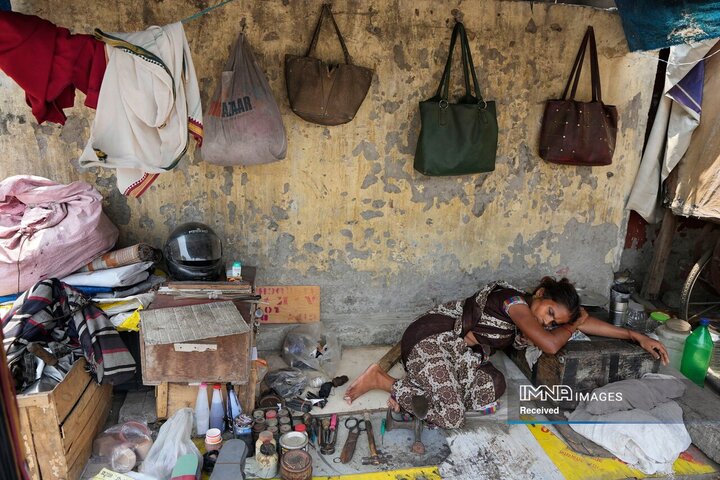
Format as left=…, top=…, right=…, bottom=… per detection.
left=2, top=279, right=135, bottom=385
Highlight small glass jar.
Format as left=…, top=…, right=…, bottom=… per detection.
left=625, top=305, right=646, bottom=332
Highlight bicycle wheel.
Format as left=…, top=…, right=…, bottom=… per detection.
left=680, top=248, right=720, bottom=321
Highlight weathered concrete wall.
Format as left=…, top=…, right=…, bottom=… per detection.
left=0, top=0, right=656, bottom=347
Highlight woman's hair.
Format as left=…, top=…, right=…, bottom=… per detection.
left=533, top=276, right=581, bottom=323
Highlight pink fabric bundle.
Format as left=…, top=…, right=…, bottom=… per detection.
left=0, top=175, right=118, bottom=295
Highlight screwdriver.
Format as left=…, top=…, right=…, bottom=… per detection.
left=380, top=418, right=386, bottom=446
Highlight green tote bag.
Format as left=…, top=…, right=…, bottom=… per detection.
left=413, top=22, right=498, bottom=176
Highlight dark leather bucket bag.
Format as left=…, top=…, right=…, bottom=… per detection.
left=414, top=22, right=498, bottom=176
left=285, top=4, right=373, bottom=126
left=539, top=26, right=618, bottom=166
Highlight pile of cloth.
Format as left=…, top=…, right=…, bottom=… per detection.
left=59, top=243, right=165, bottom=331
left=0, top=11, right=203, bottom=198
left=568, top=373, right=691, bottom=474
left=2, top=279, right=136, bottom=392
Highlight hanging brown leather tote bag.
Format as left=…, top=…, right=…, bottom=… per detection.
left=285, top=4, right=373, bottom=126
left=539, top=26, right=618, bottom=166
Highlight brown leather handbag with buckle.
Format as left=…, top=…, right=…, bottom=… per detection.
left=285, top=4, right=373, bottom=126
left=539, top=26, right=618, bottom=166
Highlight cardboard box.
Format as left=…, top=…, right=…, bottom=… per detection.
left=17, top=358, right=112, bottom=480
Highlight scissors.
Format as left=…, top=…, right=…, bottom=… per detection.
left=336, top=416, right=367, bottom=463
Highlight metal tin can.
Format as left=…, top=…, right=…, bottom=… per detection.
left=279, top=431, right=309, bottom=456
left=279, top=449, right=312, bottom=480
left=266, top=417, right=279, bottom=428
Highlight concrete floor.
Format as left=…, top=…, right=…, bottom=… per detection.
left=82, top=346, right=720, bottom=480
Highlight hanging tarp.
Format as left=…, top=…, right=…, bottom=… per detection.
left=669, top=42, right=720, bottom=220
left=616, top=0, right=720, bottom=52
left=626, top=39, right=716, bottom=223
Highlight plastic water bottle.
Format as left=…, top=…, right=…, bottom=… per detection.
left=210, top=383, right=226, bottom=432
left=680, top=318, right=714, bottom=387
left=231, top=261, right=242, bottom=278
left=226, top=384, right=242, bottom=431
left=195, top=383, right=210, bottom=436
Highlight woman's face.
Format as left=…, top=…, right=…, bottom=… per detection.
left=531, top=289, right=572, bottom=328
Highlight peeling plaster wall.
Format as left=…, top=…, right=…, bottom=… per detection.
left=0, top=0, right=656, bottom=347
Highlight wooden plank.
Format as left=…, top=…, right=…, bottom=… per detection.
left=15, top=391, right=51, bottom=410
left=255, top=286, right=320, bottom=323
left=61, top=381, right=106, bottom=454
left=28, top=405, right=67, bottom=480
left=377, top=343, right=401, bottom=372
left=156, top=382, right=169, bottom=420
left=142, top=332, right=250, bottom=384
left=64, top=384, right=112, bottom=477
left=50, top=358, right=93, bottom=423
left=18, top=406, right=39, bottom=480
left=641, top=208, right=678, bottom=300
left=239, top=362, right=257, bottom=413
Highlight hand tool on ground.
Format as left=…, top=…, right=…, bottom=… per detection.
left=337, top=416, right=367, bottom=463
left=380, top=418, right=386, bottom=446
left=385, top=394, right=428, bottom=454
left=319, top=417, right=336, bottom=455
left=361, top=411, right=392, bottom=465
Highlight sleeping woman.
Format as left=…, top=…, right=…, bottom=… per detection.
left=343, top=277, right=669, bottom=428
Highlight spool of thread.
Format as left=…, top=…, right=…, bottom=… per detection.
left=253, top=409, right=266, bottom=421
left=280, top=424, right=292, bottom=435
left=279, top=416, right=291, bottom=426
left=265, top=409, right=278, bottom=420
left=267, top=426, right=279, bottom=437
left=277, top=408, right=290, bottom=418
left=294, top=424, right=307, bottom=433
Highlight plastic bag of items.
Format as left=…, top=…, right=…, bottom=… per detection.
left=93, top=420, right=154, bottom=473
left=282, top=324, right=341, bottom=387
left=140, top=408, right=202, bottom=479
left=265, top=367, right=308, bottom=399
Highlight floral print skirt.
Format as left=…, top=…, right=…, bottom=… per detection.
left=391, top=331, right=506, bottom=429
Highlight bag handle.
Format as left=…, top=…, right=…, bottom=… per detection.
left=306, top=4, right=353, bottom=65
left=436, top=22, right=485, bottom=106
left=562, top=26, right=602, bottom=102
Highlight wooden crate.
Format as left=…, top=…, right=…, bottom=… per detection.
left=16, top=359, right=112, bottom=480
left=508, top=338, right=659, bottom=409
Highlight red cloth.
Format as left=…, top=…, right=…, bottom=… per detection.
left=0, top=11, right=106, bottom=125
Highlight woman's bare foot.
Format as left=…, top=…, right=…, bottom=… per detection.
left=344, top=363, right=396, bottom=404
left=387, top=397, right=400, bottom=412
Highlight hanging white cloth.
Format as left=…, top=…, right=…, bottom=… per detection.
left=626, top=39, right=717, bottom=223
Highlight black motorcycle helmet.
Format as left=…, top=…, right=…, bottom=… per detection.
left=164, top=222, right=224, bottom=281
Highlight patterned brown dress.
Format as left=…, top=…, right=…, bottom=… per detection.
left=392, top=282, right=528, bottom=429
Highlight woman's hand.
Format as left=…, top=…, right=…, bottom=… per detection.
left=630, top=331, right=670, bottom=365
